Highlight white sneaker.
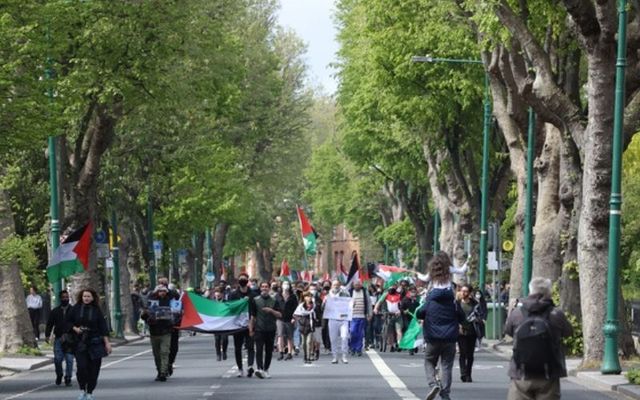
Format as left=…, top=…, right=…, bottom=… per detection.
left=85, top=394, right=94, bottom=400
left=425, top=385, right=440, bottom=400
left=254, top=369, right=264, bottom=379
left=342, top=355, right=349, bottom=364
left=263, top=370, right=271, bottom=379
left=77, top=393, right=86, bottom=400
left=331, top=357, right=338, bottom=364
left=236, top=369, right=244, bottom=378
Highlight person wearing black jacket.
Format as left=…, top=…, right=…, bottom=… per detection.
left=65, top=288, right=112, bottom=400
left=45, top=290, right=74, bottom=386
left=142, top=285, right=175, bottom=382
left=455, top=284, right=484, bottom=383
left=276, top=284, right=298, bottom=361
left=227, top=273, right=258, bottom=377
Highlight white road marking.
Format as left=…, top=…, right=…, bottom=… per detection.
left=210, top=384, right=221, bottom=389
left=367, top=350, right=420, bottom=400
left=203, top=392, right=213, bottom=396
left=2, top=383, right=52, bottom=400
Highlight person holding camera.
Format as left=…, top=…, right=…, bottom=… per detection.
left=65, top=288, right=112, bottom=400
left=455, top=284, right=485, bottom=383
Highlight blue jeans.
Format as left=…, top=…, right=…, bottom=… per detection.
left=349, top=318, right=366, bottom=352
left=53, top=337, right=74, bottom=378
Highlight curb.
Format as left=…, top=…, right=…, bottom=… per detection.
left=0, top=335, right=146, bottom=375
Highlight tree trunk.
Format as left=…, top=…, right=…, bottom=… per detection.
left=212, top=222, right=229, bottom=283
left=65, top=102, right=122, bottom=295
left=119, top=219, right=136, bottom=334
left=0, top=183, right=36, bottom=352
left=532, top=124, right=562, bottom=282
left=255, top=246, right=269, bottom=280
left=262, top=247, right=273, bottom=278
left=578, top=49, right=616, bottom=365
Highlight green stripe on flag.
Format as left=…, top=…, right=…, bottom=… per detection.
left=47, top=259, right=85, bottom=283
left=188, top=292, right=248, bottom=317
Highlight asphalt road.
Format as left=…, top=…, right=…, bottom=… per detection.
left=0, top=334, right=622, bottom=400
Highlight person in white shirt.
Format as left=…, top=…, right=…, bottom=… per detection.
left=323, top=280, right=351, bottom=364
left=26, top=286, right=43, bottom=340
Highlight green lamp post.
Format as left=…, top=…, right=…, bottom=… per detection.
left=602, top=0, right=627, bottom=375
left=522, top=108, right=535, bottom=297
left=433, top=211, right=440, bottom=253
left=111, top=211, right=123, bottom=338
left=411, top=55, right=491, bottom=289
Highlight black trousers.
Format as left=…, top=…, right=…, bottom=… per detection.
left=322, top=319, right=331, bottom=350
left=457, top=334, right=477, bottom=380
left=75, top=350, right=102, bottom=394
left=215, top=334, right=229, bottom=356
left=254, top=330, right=276, bottom=372
left=233, top=330, right=255, bottom=370
left=169, top=329, right=179, bottom=366
left=28, top=308, right=41, bottom=339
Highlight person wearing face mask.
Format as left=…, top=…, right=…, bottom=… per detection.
left=210, top=288, right=229, bottom=361
left=276, top=282, right=297, bottom=361
left=323, top=280, right=351, bottom=364
left=228, top=273, right=257, bottom=377
left=399, top=287, right=420, bottom=355
left=348, top=280, right=371, bottom=357
left=320, top=281, right=333, bottom=353
left=249, top=281, right=283, bottom=379
left=308, top=283, right=323, bottom=359
left=45, top=290, right=74, bottom=387
left=373, top=285, right=403, bottom=352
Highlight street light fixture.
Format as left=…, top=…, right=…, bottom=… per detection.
left=411, top=54, right=491, bottom=291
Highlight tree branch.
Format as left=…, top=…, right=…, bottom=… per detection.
left=562, top=0, right=601, bottom=43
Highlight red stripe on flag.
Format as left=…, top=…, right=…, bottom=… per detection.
left=73, top=221, right=93, bottom=270
left=296, top=207, right=314, bottom=237
left=179, top=292, right=204, bottom=329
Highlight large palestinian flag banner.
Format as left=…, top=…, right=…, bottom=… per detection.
left=179, top=291, right=249, bottom=333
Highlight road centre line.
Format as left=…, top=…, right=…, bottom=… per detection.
left=366, top=350, right=420, bottom=400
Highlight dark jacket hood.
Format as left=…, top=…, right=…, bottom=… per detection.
left=522, top=293, right=554, bottom=314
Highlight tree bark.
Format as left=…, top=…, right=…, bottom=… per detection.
left=212, top=223, right=229, bottom=284
left=0, top=182, right=36, bottom=352
left=532, top=124, right=562, bottom=282
left=119, top=218, right=136, bottom=334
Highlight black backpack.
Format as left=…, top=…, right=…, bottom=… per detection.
left=513, top=307, right=556, bottom=378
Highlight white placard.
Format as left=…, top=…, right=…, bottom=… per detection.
left=323, top=296, right=353, bottom=321
left=487, top=251, right=499, bottom=271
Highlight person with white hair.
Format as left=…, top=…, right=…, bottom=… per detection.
left=504, top=277, right=573, bottom=400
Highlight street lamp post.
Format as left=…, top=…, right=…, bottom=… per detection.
left=46, top=59, right=62, bottom=307
left=411, top=55, right=490, bottom=290
left=522, top=108, right=535, bottom=296
left=433, top=211, right=440, bottom=253
left=206, top=228, right=213, bottom=288
left=111, top=211, right=123, bottom=338
left=602, top=0, right=627, bottom=375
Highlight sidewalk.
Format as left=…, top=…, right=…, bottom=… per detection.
left=0, top=334, right=145, bottom=378
left=484, top=338, right=640, bottom=399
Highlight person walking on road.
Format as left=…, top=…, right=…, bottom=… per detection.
left=26, top=286, right=43, bottom=341
left=141, top=285, right=175, bottom=382
left=249, top=281, right=282, bottom=379
left=294, top=291, right=320, bottom=364
left=211, top=287, right=229, bottom=361
left=325, top=280, right=351, bottom=364
left=348, top=280, right=371, bottom=357
left=416, top=251, right=465, bottom=400
left=455, top=284, right=483, bottom=382
left=228, top=272, right=257, bottom=377
left=504, top=277, right=573, bottom=400
left=45, top=290, right=74, bottom=387
left=66, top=288, right=112, bottom=400
left=276, top=282, right=298, bottom=361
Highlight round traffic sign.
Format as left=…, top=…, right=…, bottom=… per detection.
left=503, top=240, right=514, bottom=252
left=205, top=272, right=215, bottom=282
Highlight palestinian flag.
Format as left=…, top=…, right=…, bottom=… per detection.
left=46, top=222, right=93, bottom=283
left=279, top=258, right=292, bottom=281
left=346, top=251, right=362, bottom=284
left=300, top=270, right=313, bottom=282
left=399, top=312, right=424, bottom=350
left=179, top=291, right=249, bottom=333
left=375, top=264, right=412, bottom=288
left=297, top=206, right=318, bottom=256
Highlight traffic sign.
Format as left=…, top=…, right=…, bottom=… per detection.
left=205, top=272, right=215, bottom=282
left=487, top=251, right=499, bottom=271
left=503, top=240, right=514, bottom=252
left=153, top=240, right=162, bottom=259
left=94, top=230, right=108, bottom=244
